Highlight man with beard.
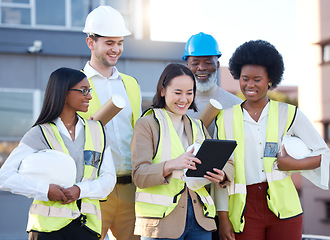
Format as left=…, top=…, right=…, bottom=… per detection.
left=183, top=32, right=242, bottom=137
left=183, top=32, right=242, bottom=240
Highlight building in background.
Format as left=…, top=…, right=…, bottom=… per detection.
left=0, top=0, right=329, bottom=238
left=0, top=1, right=185, bottom=239
left=0, top=0, right=185, bottom=146
left=297, top=0, right=330, bottom=236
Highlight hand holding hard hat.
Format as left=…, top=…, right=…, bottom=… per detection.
left=18, top=149, right=76, bottom=188
left=281, top=135, right=311, bottom=159
left=279, top=135, right=329, bottom=190
left=276, top=135, right=311, bottom=172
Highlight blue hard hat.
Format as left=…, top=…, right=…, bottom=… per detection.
left=182, top=32, right=222, bottom=61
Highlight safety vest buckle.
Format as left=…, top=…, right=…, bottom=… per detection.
left=80, top=214, right=87, bottom=227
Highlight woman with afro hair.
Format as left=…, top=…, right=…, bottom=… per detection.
left=214, top=40, right=329, bottom=240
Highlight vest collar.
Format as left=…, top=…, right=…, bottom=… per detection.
left=183, top=115, right=194, bottom=146
left=54, top=115, right=85, bottom=139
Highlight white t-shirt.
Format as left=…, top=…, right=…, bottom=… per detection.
left=83, top=62, right=141, bottom=176
left=214, top=102, right=330, bottom=211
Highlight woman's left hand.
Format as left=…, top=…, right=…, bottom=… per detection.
left=203, top=168, right=226, bottom=186
left=61, top=185, right=81, bottom=204
left=277, top=145, right=321, bottom=171
left=277, top=145, right=300, bottom=171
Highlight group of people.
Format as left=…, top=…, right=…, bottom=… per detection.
left=0, top=5, right=329, bottom=240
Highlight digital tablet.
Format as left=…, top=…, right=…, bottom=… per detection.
left=186, top=139, right=237, bottom=177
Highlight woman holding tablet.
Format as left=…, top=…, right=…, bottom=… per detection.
left=130, top=63, right=234, bottom=240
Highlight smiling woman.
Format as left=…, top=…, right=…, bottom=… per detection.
left=161, top=75, right=194, bottom=115
left=0, top=67, right=116, bottom=239
left=214, top=39, right=330, bottom=240
left=130, top=63, right=234, bottom=240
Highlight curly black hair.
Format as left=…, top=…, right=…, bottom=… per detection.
left=229, top=40, right=284, bottom=89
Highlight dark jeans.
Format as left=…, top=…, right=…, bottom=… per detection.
left=141, top=194, right=211, bottom=240
left=28, top=217, right=99, bottom=240
left=212, top=216, right=220, bottom=240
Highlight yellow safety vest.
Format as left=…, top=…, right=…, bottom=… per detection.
left=135, top=108, right=216, bottom=219
left=26, top=119, right=106, bottom=236
left=215, top=100, right=301, bottom=233
left=78, top=73, right=141, bottom=128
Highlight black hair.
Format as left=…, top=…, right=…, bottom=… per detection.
left=88, top=34, right=101, bottom=42
left=33, top=67, right=86, bottom=126
left=152, top=63, right=198, bottom=112
left=229, top=40, right=284, bottom=88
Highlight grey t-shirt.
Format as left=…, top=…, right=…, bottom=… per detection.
left=186, top=85, right=242, bottom=137
left=21, top=126, right=85, bottom=182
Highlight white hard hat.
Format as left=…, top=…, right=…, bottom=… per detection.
left=18, top=149, right=76, bottom=188
left=282, top=135, right=311, bottom=159
left=83, top=5, right=131, bottom=37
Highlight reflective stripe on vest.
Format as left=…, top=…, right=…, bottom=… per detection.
left=78, top=73, right=140, bottom=128
left=27, top=119, right=105, bottom=236
left=135, top=108, right=215, bottom=219
left=216, top=100, right=301, bottom=233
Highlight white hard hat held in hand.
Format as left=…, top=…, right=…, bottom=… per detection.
left=282, top=135, right=312, bottom=159
left=18, top=149, right=76, bottom=188
left=83, top=5, right=131, bottom=37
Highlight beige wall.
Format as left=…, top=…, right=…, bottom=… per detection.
left=298, top=0, right=324, bottom=134
left=298, top=0, right=330, bottom=235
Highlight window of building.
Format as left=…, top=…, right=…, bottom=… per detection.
left=0, top=89, right=42, bottom=141
left=0, top=0, right=96, bottom=30
left=0, top=0, right=132, bottom=31
left=322, top=43, right=330, bottom=63
left=35, top=0, right=65, bottom=26
left=1, top=3, right=31, bottom=25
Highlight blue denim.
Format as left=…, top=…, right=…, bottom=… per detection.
left=140, top=194, right=212, bottom=240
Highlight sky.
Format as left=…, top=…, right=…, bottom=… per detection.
left=149, top=0, right=298, bottom=86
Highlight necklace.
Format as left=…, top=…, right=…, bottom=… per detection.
left=245, top=107, right=263, bottom=118
left=63, top=117, right=77, bottom=134
left=65, top=124, right=74, bottom=134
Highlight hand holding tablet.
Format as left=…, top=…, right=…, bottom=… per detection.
left=186, top=139, right=237, bottom=177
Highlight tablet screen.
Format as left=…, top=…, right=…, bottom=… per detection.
left=186, top=139, right=237, bottom=177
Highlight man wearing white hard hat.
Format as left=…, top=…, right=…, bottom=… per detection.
left=79, top=5, right=141, bottom=240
